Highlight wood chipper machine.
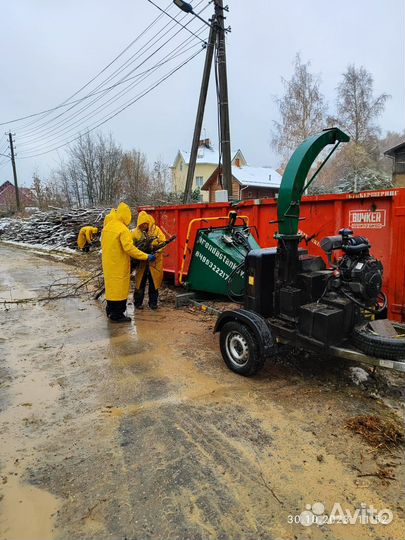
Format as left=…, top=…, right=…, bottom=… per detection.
left=180, top=211, right=260, bottom=300
left=211, top=127, right=405, bottom=375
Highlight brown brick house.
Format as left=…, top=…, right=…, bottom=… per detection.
left=0, top=181, right=36, bottom=213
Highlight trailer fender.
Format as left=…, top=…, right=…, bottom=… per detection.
left=214, top=309, right=276, bottom=357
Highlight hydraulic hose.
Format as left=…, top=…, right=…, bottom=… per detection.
left=340, top=288, right=387, bottom=315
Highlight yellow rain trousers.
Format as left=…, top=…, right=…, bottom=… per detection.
left=77, top=226, right=99, bottom=249
left=101, top=203, right=149, bottom=301
left=131, top=211, right=166, bottom=290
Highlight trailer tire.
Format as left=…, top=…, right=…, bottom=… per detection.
left=352, top=322, right=405, bottom=360
left=219, top=321, right=265, bottom=376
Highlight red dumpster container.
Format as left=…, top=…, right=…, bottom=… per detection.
left=140, top=188, right=405, bottom=321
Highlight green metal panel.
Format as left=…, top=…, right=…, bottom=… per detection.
left=186, top=227, right=260, bottom=295
left=277, top=128, right=350, bottom=236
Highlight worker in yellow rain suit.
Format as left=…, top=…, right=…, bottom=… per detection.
left=77, top=226, right=99, bottom=252
left=101, top=203, right=155, bottom=323
left=103, top=208, right=116, bottom=227
left=131, top=210, right=166, bottom=310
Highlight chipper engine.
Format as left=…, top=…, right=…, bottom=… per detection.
left=214, top=127, right=405, bottom=375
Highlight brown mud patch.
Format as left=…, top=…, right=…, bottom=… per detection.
left=1, top=244, right=404, bottom=540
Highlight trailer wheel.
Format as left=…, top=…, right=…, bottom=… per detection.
left=352, top=322, right=405, bottom=360
left=219, top=321, right=265, bottom=375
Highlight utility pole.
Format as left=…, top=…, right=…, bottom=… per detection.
left=8, top=132, right=20, bottom=211
left=183, top=22, right=217, bottom=203
left=214, top=0, right=232, bottom=198
left=175, top=0, right=233, bottom=203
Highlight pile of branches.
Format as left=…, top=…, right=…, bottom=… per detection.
left=1, top=270, right=104, bottom=306
left=346, top=414, right=404, bottom=451
left=0, top=208, right=109, bottom=250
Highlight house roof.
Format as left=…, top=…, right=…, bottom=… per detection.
left=231, top=166, right=282, bottom=188
left=202, top=165, right=282, bottom=190
left=0, top=181, right=13, bottom=195
left=174, top=146, right=242, bottom=167
left=0, top=181, right=35, bottom=205
left=384, top=141, right=405, bottom=156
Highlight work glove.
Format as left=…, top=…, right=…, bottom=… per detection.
left=148, top=254, right=156, bottom=262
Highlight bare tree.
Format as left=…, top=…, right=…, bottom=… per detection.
left=31, top=173, right=69, bottom=209
left=51, top=133, right=176, bottom=207
left=121, top=150, right=151, bottom=205
left=55, top=132, right=123, bottom=207
left=151, top=158, right=171, bottom=199
left=318, top=65, right=391, bottom=192
left=32, top=173, right=44, bottom=209
left=335, top=65, right=390, bottom=145
left=272, top=54, right=326, bottom=162
left=272, top=60, right=391, bottom=194
left=313, top=143, right=381, bottom=193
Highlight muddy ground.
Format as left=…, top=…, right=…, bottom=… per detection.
left=0, top=243, right=404, bottom=540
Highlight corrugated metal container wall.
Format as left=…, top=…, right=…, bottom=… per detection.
left=140, top=188, right=405, bottom=321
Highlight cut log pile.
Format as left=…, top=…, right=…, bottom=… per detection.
left=0, top=208, right=109, bottom=250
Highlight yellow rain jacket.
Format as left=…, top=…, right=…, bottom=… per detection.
left=101, top=203, right=149, bottom=301
left=77, top=226, right=99, bottom=249
left=131, top=211, right=166, bottom=290
left=103, top=208, right=116, bottom=227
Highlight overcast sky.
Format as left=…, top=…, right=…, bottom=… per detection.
left=0, top=0, right=403, bottom=186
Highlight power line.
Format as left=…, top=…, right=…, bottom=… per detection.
left=17, top=9, right=182, bottom=137
left=146, top=0, right=208, bottom=42
left=17, top=29, right=207, bottom=154
left=18, top=47, right=203, bottom=159
left=0, top=136, right=9, bottom=153
left=3, top=1, right=208, bottom=161
left=18, top=17, right=206, bottom=144
left=18, top=40, right=204, bottom=156
left=1, top=1, right=174, bottom=130
left=2, top=0, right=205, bottom=132
left=17, top=1, right=207, bottom=142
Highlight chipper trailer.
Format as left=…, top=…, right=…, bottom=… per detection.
left=210, top=127, right=405, bottom=375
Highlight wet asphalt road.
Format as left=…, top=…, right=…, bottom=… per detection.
left=0, top=244, right=404, bottom=540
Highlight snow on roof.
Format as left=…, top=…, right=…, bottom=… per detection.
left=231, top=166, right=282, bottom=188
left=178, top=146, right=239, bottom=166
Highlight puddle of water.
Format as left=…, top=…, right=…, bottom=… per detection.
left=0, top=367, right=61, bottom=540
left=0, top=252, right=65, bottom=540
left=0, top=476, right=59, bottom=540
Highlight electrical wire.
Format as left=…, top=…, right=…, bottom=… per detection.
left=2, top=0, right=210, bottom=160
left=0, top=1, right=174, bottom=129
left=18, top=40, right=202, bottom=150
left=17, top=47, right=204, bottom=159
left=17, top=24, right=207, bottom=149
left=0, top=57, right=182, bottom=131
left=0, top=137, right=9, bottom=154
left=17, top=3, right=207, bottom=140
left=16, top=6, right=209, bottom=156
left=17, top=30, right=207, bottom=155
left=0, top=0, right=205, bottom=135
left=146, top=0, right=207, bottom=42
left=18, top=49, right=203, bottom=158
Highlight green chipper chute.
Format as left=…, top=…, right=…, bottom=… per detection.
left=185, top=212, right=260, bottom=299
